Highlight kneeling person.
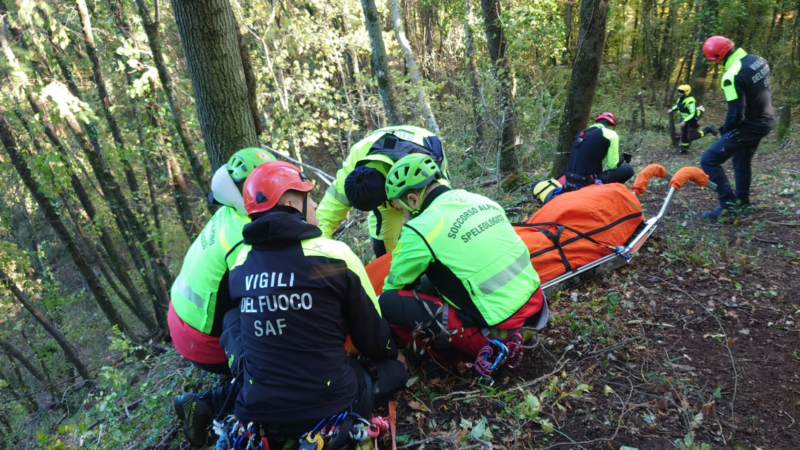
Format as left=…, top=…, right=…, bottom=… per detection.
left=174, top=161, right=407, bottom=447
left=379, top=154, right=547, bottom=369
left=564, top=112, right=634, bottom=191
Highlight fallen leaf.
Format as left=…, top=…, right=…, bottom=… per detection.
left=702, top=401, right=715, bottom=414
left=738, top=329, right=750, bottom=335
left=655, top=398, right=667, bottom=412
left=408, top=400, right=428, bottom=412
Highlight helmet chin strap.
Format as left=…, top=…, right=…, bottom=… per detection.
left=301, top=192, right=308, bottom=222
left=396, top=185, right=430, bottom=217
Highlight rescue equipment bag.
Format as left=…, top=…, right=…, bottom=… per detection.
left=532, top=178, right=563, bottom=204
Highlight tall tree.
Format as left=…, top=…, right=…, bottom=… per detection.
left=134, top=0, right=211, bottom=191
left=689, top=0, right=719, bottom=103
left=171, top=0, right=259, bottom=169
left=0, top=268, right=91, bottom=382
left=390, top=0, right=438, bottom=132
left=0, top=107, right=133, bottom=337
left=75, top=0, right=139, bottom=193
left=0, top=337, right=62, bottom=399
left=360, top=0, right=401, bottom=125
left=551, top=0, right=609, bottom=177
left=480, top=0, right=519, bottom=180
left=463, top=0, right=485, bottom=148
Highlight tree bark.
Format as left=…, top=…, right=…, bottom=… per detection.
left=236, top=28, right=263, bottom=137
left=463, top=0, right=485, bottom=149
left=0, top=107, right=134, bottom=337
left=551, top=0, right=609, bottom=177
left=75, top=0, right=139, bottom=193
left=390, top=0, right=438, bottom=132
left=689, top=0, right=719, bottom=103
left=564, top=0, right=574, bottom=63
left=360, top=0, right=401, bottom=125
left=480, top=0, right=519, bottom=179
left=170, top=0, right=259, bottom=169
left=0, top=269, right=91, bottom=381
left=134, top=0, right=211, bottom=192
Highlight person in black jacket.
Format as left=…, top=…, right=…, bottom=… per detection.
left=699, top=36, right=776, bottom=220
left=563, top=112, right=634, bottom=191
left=173, top=161, right=407, bottom=447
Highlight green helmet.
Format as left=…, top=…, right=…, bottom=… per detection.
left=385, top=154, right=441, bottom=215
left=227, top=147, right=275, bottom=182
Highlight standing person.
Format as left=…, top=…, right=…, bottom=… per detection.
left=699, top=36, right=776, bottom=220
left=168, top=148, right=275, bottom=375
left=317, top=125, right=449, bottom=257
left=378, top=154, right=547, bottom=371
left=563, top=112, right=634, bottom=191
left=665, top=84, right=718, bottom=154
left=174, top=161, right=407, bottom=447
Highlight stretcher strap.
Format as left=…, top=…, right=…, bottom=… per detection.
left=527, top=225, right=572, bottom=272
left=514, top=212, right=643, bottom=261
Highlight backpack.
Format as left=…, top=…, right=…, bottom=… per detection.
left=532, top=178, right=563, bottom=204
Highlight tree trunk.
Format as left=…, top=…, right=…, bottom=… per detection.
left=236, top=28, right=263, bottom=137
left=480, top=0, right=519, bottom=180
left=14, top=98, right=158, bottom=327
left=75, top=0, right=139, bottom=193
left=551, top=0, right=609, bottom=177
left=0, top=366, right=39, bottom=413
left=464, top=0, right=485, bottom=149
left=390, top=0, right=438, bottom=132
left=134, top=0, right=211, bottom=192
left=0, top=269, right=91, bottom=381
left=360, top=0, right=401, bottom=125
left=689, top=0, right=719, bottom=103
left=144, top=81, right=203, bottom=240
left=564, top=0, right=574, bottom=63
left=0, top=337, right=62, bottom=399
left=0, top=107, right=134, bottom=337
left=170, top=0, right=259, bottom=169
left=776, top=106, right=791, bottom=144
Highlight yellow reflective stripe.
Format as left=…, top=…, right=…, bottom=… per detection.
left=174, top=275, right=205, bottom=308
left=326, top=183, right=350, bottom=206
left=478, top=249, right=531, bottom=296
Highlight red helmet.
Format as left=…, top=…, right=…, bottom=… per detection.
left=703, top=36, right=734, bottom=62
left=243, top=161, right=314, bottom=216
left=595, top=112, right=617, bottom=126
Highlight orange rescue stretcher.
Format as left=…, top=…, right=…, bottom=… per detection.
left=364, top=166, right=717, bottom=298
left=535, top=165, right=717, bottom=295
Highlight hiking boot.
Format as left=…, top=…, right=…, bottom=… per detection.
left=702, top=124, right=719, bottom=137
left=701, top=206, right=729, bottom=221
left=174, top=394, right=212, bottom=446
left=674, top=148, right=688, bottom=156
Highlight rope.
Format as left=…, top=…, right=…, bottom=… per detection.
left=366, top=416, right=390, bottom=438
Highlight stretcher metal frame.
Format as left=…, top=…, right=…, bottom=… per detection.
left=539, top=173, right=717, bottom=297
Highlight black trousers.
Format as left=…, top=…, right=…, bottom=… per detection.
left=213, top=309, right=406, bottom=449
left=680, top=119, right=703, bottom=149
left=597, top=163, right=635, bottom=185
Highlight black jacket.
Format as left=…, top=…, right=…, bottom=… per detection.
left=229, top=207, right=397, bottom=423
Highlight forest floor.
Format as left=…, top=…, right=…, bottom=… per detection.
left=37, top=129, right=799, bottom=450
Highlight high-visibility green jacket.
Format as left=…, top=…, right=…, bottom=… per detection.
left=383, top=187, right=540, bottom=327
left=171, top=206, right=249, bottom=335
left=670, top=96, right=698, bottom=122
left=317, top=125, right=449, bottom=252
